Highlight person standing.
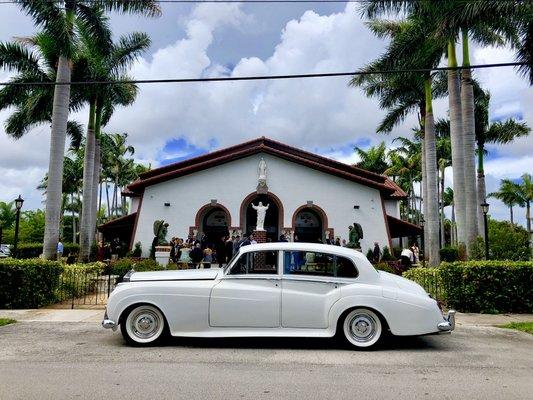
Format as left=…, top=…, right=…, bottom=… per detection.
left=400, top=247, right=414, bottom=269
left=190, top=243, right=203, bottom=269
left=203, top=245, right=213, bottom=269
left=225, top=237, right=234, bottom=263
left=57, top=239, right=64, bottom=261
left=372, top=242, right=381, bottom=263
left=233, top=235, right=241, bottom=254
left=410, top=243, right=420, bottom=265
left=216, top=237, right=226, bottom=267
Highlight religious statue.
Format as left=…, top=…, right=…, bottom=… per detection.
left=347, top=222, right=364, bottom=249
left=150, top=220, right=169, bottom=259
left=257, top=157, right=268, bottom=193
left=252, top=202, right=269, bottom=231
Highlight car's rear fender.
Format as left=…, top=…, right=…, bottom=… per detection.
left=329, top=294, right=444, bottom=336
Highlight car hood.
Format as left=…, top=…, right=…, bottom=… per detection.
left=128, top=268, right=220, bottom=282
left=379, top=271, right=427, bottom=296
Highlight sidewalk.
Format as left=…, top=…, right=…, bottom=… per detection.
left=0, top=309, right=103, bottom=323
left=0, top=309, right=531, bottom=325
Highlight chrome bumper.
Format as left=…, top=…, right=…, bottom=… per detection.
left=437, top=310, right=456, bottom=333
left=102, top=319, right=117, bottom=330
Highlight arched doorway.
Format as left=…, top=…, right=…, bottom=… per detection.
left=294, top=207, right=323, bottom=243
left=200, top=207, right=230, bottom=245
left=242, top=193, right=280, bottom=242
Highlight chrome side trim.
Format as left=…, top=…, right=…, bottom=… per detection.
left=437, top=310, right=456, bottom=332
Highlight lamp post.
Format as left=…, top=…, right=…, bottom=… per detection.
left=420, top=217, right=425, bottom=268
left=481, top=201, right=490, bottom=260
left=13, top=195, right=24, bottom=257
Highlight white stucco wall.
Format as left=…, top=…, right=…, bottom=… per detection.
left=384, top=200, right=401, bottom=219
left=131, top=197, right=140, bottom=213
left=132, top=153, right=394, bottom=257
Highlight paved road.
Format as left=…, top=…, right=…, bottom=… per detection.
left=0, top=321, right=532, bottom=400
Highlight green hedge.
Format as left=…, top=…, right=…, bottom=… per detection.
left=56, top=262, right=106, bottom=300
left=12, top=242, right=80, bottom=259
left=439, top=246, right=459, bottom=262
left=0, top=259, right=64, bottom=308
left=403, top=261, right=533, bottom=313
left=110, top=258, right=164, bottom=279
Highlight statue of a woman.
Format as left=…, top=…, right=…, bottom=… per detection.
left=252, top=202, right=269, bottom=231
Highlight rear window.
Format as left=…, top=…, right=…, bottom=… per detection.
left=283, top=251, right=358, bottom=278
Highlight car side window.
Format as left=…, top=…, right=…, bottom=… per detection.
left=283, top=251, right=358, bottom=278
left=228, top=251, right=278, bottom=275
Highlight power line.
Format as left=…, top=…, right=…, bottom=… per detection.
left=0, top=0, right=518, bottom=4
left=0, top=62, right=525, bottom=87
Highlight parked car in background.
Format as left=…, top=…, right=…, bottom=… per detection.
left=0, top=244, right=10, bottom=258
left=103, top=242, right=455, bottom=348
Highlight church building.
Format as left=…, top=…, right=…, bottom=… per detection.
left=100, top=137, right=421, bottom=257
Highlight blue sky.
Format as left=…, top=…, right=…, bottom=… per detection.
left=0, top=3, right=531, bottom=227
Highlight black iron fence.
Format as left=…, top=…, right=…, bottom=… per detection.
left=54, top=266, right=119, bottom=309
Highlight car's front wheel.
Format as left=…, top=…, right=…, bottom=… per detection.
left=121, top=304, right=167, bottom=346
left=342, top=308, right=383, bottom=349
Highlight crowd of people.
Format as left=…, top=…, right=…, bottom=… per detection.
left=166, top=231, right=353, bottom=269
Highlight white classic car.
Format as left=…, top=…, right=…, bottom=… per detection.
left=103, top=242, right=455, bottom=348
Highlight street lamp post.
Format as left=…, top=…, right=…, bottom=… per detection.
left=420, top=217, right=425, bottom=268
left=13, top=195, right=24, bottom=257
left=481, top=201, right=490, bottom=260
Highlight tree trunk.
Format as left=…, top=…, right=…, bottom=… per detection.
left=105, top=181, right=111, bottom=218
left=71, top=193, right=76, bottom=244
left=89, top=140, right=100, bottom=249
left=461, top=30, right=479, bottom=254
left=440, top=166, right=446, bottom=247
left=477, top=143, right=487, bottom=236
left=448, top=41, right=467, bottom=250
left=79, top=100, right=97, bottom=262
left=527, top=201, right=532, bottom=260
left=451, top=203, right=456, bottom=245
left=43, top=56, right=72, bottom=259
left=424, top=77, right=440, bottom=267
left=510, top=206, right=514, bottom=225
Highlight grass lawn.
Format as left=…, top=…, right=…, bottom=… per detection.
left=496, top=322, right=533, bottom=334
left=0, top=318, right=16, bottom=327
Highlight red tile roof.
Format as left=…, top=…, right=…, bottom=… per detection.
left=126, top=137, right=406, bottom=199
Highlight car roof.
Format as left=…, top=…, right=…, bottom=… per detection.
left=239, top=242, right=367, bottom=260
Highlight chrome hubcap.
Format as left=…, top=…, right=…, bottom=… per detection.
left=349, top=314, right=377, bottom=342
left=131, top=310, right=160, bottom=339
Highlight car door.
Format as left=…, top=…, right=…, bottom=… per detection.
left=281, top=250, right=342, bottom=329
left=209, top=250, right=281, bottom=328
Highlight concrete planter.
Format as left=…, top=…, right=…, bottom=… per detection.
left=155, top=246, right=172, bottom=267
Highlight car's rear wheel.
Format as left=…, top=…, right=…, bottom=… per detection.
left=342, top=308, right=383, bottom=349
left=121, top=304, right=167, bottom=346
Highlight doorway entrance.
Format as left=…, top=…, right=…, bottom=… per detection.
left=243, top=194, right=280, bottom=241
left=201, top=207, right=230, bottom=245
left=294, top=207, right=323, bottom=243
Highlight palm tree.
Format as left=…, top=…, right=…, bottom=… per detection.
left=442, top=187, right=456, bottom=245
left=76, top=11, right=150, bottom=261
left=0, top=201, right=17, bottom=234
left=488, top=179, right=524, bottom=225
left=473, top=83, right=530, bottom=234
left=359, top=0, right=525, bottom=257
left=352, top=13, right=445, bottom=266
left=435, top=120, right=452, bottom=246
left=15, top=0, right=160, bottom=259
left=354, top=142, right=390, bottom=174
left=516, top=174, right=533, bottom=259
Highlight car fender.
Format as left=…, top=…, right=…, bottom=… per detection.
left=329, top=294, right=444, bottom=336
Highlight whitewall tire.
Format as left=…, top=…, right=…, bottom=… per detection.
left=342, top=308, right=383, bottom=349
left=121, top=304, right=167, bottom=346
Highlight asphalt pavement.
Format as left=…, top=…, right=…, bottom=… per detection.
left=0, top=315, right=532, bottom=400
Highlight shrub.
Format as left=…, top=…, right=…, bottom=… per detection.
left=56, top=263, right=106, bottom=300
left=403, top=267, right=444, bottom=301
left=488, top=220, right=530, bottom=261
left=469, top=237, right=486, bottom=260
left=440, top=261, right=533, bottom=313
left=381, top=246, right=395, bottom=261
left=111, top=257, right=162, bottom=279
left=0, top=259, right=63, bottom=308
left=374, top=262, right=395, bottom=274
left=403, top=261, right=533, bottom=313
left=366, top=249, right=374, bottom=261
left=439, top=246, right=459, bottom=262
left=13, top=242, right=79, bottom=259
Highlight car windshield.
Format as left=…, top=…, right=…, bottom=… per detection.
left=223, top=250, right=241, bottom=273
